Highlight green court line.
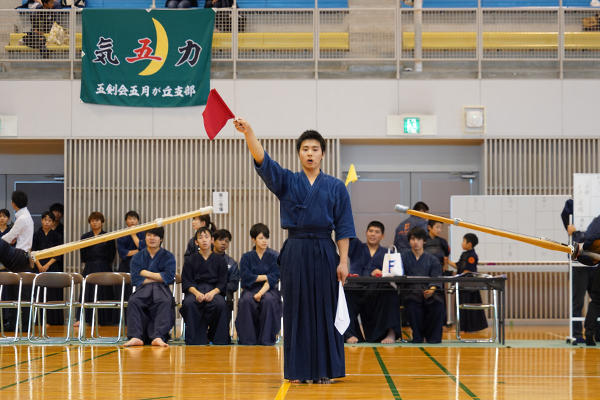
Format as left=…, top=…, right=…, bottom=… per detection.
left=138, top=396, right=175, bottom=400
left=0, top=349, right=66, bottom=370
left=419, top=347, right=480, bottom=400
left=372, top=347, right=402, bottom=400
left=0, top=348, right=118, bottom=391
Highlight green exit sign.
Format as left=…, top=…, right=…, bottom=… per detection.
left=403, top=117, right=420, bottom=134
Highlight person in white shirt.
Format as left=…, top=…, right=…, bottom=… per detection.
left=0, top=191, right=34, bottom=272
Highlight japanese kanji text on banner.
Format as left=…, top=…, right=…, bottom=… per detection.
left=80, top=9, right=214, bottom=107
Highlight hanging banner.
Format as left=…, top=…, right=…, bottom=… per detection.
left=80, top=9, right=214, bottom=108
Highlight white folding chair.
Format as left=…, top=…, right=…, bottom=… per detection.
left=455, top=273, right=499, bottom=343
left=0, top=272, right=23, bottom=343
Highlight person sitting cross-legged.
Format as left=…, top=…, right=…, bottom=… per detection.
left=124, top=227, right=176, bottom=348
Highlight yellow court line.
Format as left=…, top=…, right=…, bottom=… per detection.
left=274, top=381, right=291, bottom=400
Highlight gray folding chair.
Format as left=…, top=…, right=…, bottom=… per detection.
left=0, top=272, right=23, bottom=343
left=78, top=272, right=127, bottom=343
left=27, top=272, right=76, bottom=344
left=171, top=273, right=185, bottom=342
left=455, top=273, right=499, bottom=343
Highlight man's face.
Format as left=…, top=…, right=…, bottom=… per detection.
left=41, top=215, right=54, bottom=231
left=409, top=236, right=424, bottom=252
left=125, top=216, right=139, bottom=228
left=195, top=231, right=212, bottom=251
left=191, top=218, right=202, bottom=231
left=428, top=222, right=442, bottom=238
left=298, top=139, right=323, bottom=171
left=145, top=232, right=162, bottom=249
left=366, top=226, right=383, bottom=247
left=89, top=218, right=103, bottom=231
left=213, top=237, right=230, bottom=254
left=0, top=213, right=8, bottom=226
left=51, top=210, right=62, bottom=222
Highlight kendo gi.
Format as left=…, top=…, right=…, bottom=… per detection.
left=236, top=248, right=282, bottom=345
left=127, top=247, right=176, bottom=344
left=0, top=238, right=31, bottom=273
left=80, top=231, right=116, bottom=325
left=577, top=216, right=600, bottom=342
left=180, top=252, right=229, bottom=345
left=116, top=232, right=146, bottom=301
left=401, top=250, right=444, bottom=343
left=32, top=227, right=64, bottom=325
left=394, top=216, right=428, bottom=251
left=255, top=151, right=355, bottom=381
left=561, top=199, right=591, bottom=340
left=455, top=249, right=488, bottom=332
left=344, top=239, right=401, bottom=342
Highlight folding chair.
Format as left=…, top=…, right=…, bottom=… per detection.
left=455, top=273, right=499, bottom=343
left=0, top=272, right=23, bottom=343
left=27, top=272, right=77, bottom=344
left=171, top=273, right=185, bottom=342
left=78, top=272, right=127, bottom=343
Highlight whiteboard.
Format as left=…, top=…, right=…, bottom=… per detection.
left=450, top=195, right=570, bottom=262
left=573, top=173, right=600, bottom=232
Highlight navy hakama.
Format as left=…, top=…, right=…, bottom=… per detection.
left=128, top=247, right=176, bottom=343
left=236, top=248, right=282, bottom=345
left=456, top=249, right=488, bottom=332
left=401, top=250, right=444, bottom=343
left=180, top=252, right=230, bottom=345
left=254, top=151, right=355, bottom=381
left=80, top=231, right=117, bottom=325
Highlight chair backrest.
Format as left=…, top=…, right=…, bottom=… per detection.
left=0, top=272, right=21, bottom=286
left=119, top=272, right=131, bottom=285
left=70, top=273, right=84, bottom=285
left=34, top=272, right=74, bottom=289
left=85, top=272, right=125, bottom=286
left=18, top=272, right=37, bottom=286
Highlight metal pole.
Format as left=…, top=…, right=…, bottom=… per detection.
left=558, top=0, right=564, bottom=79
left=476, top=0, right=482, bottom=79
left=414, top=0, right=423, bottom=73
left=314, top=0, right=319, bottom=79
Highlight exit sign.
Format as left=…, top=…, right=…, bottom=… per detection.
left=403, top=117, right=420, bottom=134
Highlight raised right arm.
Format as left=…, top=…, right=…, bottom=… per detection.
left=234, top=118, right=264, bottom=165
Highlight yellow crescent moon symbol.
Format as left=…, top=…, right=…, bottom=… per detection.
left=139, top=18, right=168, bottom=76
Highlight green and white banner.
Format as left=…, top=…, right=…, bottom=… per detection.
left=80, top=9, right=214, bottom=107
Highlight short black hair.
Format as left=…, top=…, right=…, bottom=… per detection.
left=88, top=211, right=105, bottom=223
left=49, top=203, right=64, bottom=215
left=195, top=226, right=213, bottom=240
left=147, top=227, right=165, bottom=240
left=125, top=210, right=140, bottom=221
left=407, top=227, right=427, bottom=241
left=464, top=233, right=478, bottom=247
left=367, top=220, right=385, bottom=234
left=41, top=211, right=55, bottom=221
left=0, top=209, right=10, bottom=218
left=11, top=191, right=28, bottom=209
left=199, top=214, right=216, bottom=232
left=413, top=201, right=429, bottom=212
left=250, top=223, right=269, bottom=239
left=213, top=229, right=232, bottom=241
left=428, top=219, right=442, bottom=228
left=296, top=130, right=326, bottom=154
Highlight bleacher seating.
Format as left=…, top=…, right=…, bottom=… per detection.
left=401, top=0, right=593, bottom=7
left=84, top=0, right=349, bottom=8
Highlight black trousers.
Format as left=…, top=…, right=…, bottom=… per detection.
left=584, top=267, right=600, bottom=339
left=127, top=283, right=174, bottom=344
left=180, top=283, right=229, bottom=345
left=405, top=299, right=444, bottom=343
left=573, top=266, right=596, bottom=338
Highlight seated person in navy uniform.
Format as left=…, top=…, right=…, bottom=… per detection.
left=212, top=229, right=240, bottom=333
left=124, top=227, right=176, bottom=348
left=394, top=201, right=429, bottom=251
left=400, top=227, right=444, bottom=344
left=116, top=210, right=146, bottom=302
left=184, top=215, right=217, bottom=259
left=345, top=220, right=401, bottom=344
left=180, top=227, right=229, bottom=345
left=235, top=223, right=282, bottom=346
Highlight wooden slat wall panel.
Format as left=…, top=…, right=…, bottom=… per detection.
left=64, top=138, right=339, bottom=273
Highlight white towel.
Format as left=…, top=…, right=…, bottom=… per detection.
left=335, top=281, right=350, bottom=335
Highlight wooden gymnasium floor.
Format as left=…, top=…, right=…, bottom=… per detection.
left=0, top=325, right=598, bottom=400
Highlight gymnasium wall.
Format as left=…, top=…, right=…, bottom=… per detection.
left=0, top=79, right=598, bottom=139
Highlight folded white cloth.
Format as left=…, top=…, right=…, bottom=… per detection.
left=335, top=281, right=350, bottom=335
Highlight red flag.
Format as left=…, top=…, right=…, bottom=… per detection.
left=202, top=89, right=235, bottom=140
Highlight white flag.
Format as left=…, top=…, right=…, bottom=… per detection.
left=335, top=281, right=350, bottom=335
